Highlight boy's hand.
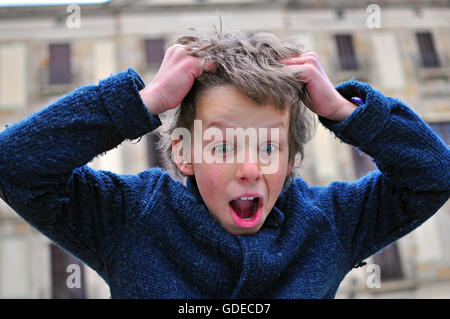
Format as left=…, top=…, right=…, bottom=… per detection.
left=282, top=52, right=357, bottom=122
left=139, top=44, right=216, bottom=115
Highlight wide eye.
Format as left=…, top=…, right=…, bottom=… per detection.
left=259, top=143, right=278, bottom=155
left=214, top=143, right=233, bottom=154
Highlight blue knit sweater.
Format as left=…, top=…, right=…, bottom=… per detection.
left=0, top=69, right=448, bottom=298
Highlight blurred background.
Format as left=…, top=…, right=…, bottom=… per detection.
left=0, top=0, right=449, bottom=299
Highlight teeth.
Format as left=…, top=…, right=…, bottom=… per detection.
left=239, top=197, right=255, bottom=200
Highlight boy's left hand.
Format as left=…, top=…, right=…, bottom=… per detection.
left=282, top=52, right=357, bottom=122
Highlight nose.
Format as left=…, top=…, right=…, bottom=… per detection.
left=235, top=161, right=262, bottom=184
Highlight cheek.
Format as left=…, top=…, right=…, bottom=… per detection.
left=267, top=170, right=288, bottom=189
left=267, top=153, right=290, bottom=187
left=194, top=164, right=231, bottom=199
left=196, top=164, right=226, bottom=183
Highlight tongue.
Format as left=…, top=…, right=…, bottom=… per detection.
left=230, top=199, right=256, bottom=218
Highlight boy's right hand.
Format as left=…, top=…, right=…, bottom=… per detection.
left=139, top=44, right=216, bottom=115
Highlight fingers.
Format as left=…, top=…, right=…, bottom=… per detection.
left=165, top=44, right=216, bottom=75
left=163, top=44, right=187, bottom=63
left=281, top=51, right=321, bottom=67
left=203, top=60, right=217, bottom=72
left=281, top=51, right=323, bottom=84
left=284, top=64, right=311, bottom=83
left=188, top=58, right=217, bottom=78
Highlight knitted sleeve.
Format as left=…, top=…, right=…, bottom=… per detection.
left=0, top=68, right=162, bottom=279
left=304, top=80, right=450, bottom=269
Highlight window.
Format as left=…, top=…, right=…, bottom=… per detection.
left=50, top=243, right=85, bottom=298
left=145, top=38, right=165, bottom=67
left=416, top=32, right=440, bottom=68
left=335, top=34, right=358, bottom=71
left=49, top=44, right=72, bottom=84
left=373, top=244, right=404, bottom=281
left=0, top=43, right=26, bottom=109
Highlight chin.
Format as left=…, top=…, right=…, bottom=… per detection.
left=226, top=222, right=263, bottom=236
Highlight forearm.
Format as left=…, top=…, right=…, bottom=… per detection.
left=314, top=80, right=449, bottom=265
left=0, top=68, right=160, bottom=205
left=322, top=95, right=358, bottom=122
left=321, top=80, right=450, bottom=193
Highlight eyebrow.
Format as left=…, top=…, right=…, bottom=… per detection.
left=204, top=119, right=286, bottom=130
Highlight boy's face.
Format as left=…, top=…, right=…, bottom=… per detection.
left=175, top=85, right=292, bottom=235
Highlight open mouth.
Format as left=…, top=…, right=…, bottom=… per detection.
left=228, top=195, right=263, bottom=228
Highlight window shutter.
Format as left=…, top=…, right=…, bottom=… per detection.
left=50, top=243, right=85, bottom=298
left=145, top=38, right=165, bottom=67
left=335, top=34, right=358, bottom=70
left=49, top=44, right=71, bottom=84
left=416, top=32, right=440, bottom=68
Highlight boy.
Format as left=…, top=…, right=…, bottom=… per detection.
left=0, top=30, right=448, bottom=298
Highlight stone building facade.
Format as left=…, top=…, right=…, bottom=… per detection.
left=0, top=0, right=449, bottom=298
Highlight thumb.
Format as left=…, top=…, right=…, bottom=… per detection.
left=203, top=60, right=217, bottom=73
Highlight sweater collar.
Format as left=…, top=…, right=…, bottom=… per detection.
left=185, top=175, right=203, bottom=203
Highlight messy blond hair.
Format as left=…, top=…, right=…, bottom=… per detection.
left=156, top=28, right=316, bottom=184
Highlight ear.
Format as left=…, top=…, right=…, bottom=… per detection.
left=172, top=139, right=195, bottom=176
left=287, top=160, right=295, bottom=175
